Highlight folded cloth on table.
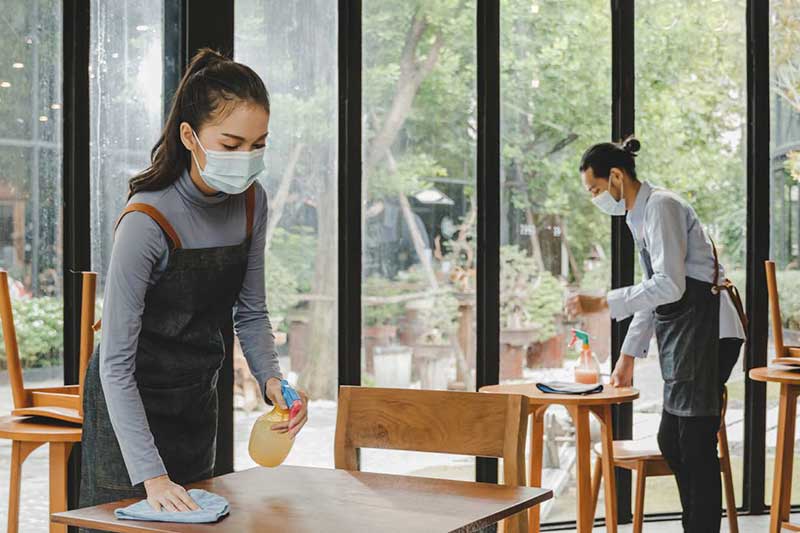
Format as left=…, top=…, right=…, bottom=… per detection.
left=114, top=489, right=229, bottom=523
left=536, top=381, right=603, bottom=395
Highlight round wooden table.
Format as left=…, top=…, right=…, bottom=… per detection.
left=0, top=415, right=82, bottom=533
left=481, top=383, right=639, bottom=533
left=750, top=366, right=800, bottom=533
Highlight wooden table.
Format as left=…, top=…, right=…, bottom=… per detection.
left=52, top=465, right=552, bottom=533
left=0, top=415, right=82, bottom=533
left=750, top=366, right=800, bottom=533
left=480, top=384, right=639, bottom=533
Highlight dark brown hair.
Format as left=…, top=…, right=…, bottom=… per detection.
left=579, top=136, right=641, bottom=180
left=128, top=48, right=270, bottom=196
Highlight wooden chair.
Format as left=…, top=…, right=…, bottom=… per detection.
left=766, top=260, right=800, bottom=364
left=0, top=269, right=97, bottom=424
left=334, top=386, right=529, bottom=533
left=0, top=415, right=82, bottom=533
left=589, top=386, right=738, bottom=533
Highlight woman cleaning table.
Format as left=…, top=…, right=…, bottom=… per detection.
left=79, top=48, right=307, bottom=524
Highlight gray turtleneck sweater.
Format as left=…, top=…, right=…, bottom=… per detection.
left=99, top=170, right=282, bottom=486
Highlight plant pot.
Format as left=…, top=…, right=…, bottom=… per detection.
left=500, top=344, right=525, bottom=380
left=413, top=343, right=454, bottom=390
left=363, top=324, right=398, bottom=374
left=539, top=333, right=565, bottom=368
left=373, top=345, right=413, bottom=388
left=526, top=341, right=543, bottom=368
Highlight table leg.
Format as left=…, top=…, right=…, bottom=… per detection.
left=49, top=442, right=73, bottom=533
left=770, top=384, right=798, bottom=533
left=569, top=405, right=593, bottom=533
left=528, top=405, right=546, bottom=533
left=593, top=405, right=617, bottom=533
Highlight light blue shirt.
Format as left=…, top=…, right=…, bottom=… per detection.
left=606, top=181, right=745, bottom=358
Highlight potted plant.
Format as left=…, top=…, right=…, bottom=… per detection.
left=362, top=276, right=405, bottom=374
left=412, top=292, right=459, bottom=390
left=500, top=245, right=565, bottom=375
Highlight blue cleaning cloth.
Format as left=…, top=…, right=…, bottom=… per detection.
left=114, top=489, right=230, bottom=523
left=536, top=381, right=604, bottom=395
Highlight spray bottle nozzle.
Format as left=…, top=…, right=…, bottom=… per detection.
left=280, top=380, right=303, bottom=419
left=569, top=329, right=591, bottom=350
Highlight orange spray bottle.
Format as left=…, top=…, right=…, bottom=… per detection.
left=570, top=329, right=601, bottom=385
left=248, top=380, right=303, bottom=467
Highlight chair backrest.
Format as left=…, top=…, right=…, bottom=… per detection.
left=78, top=272, right=97, bottom=415
left=0, top=269, right=97, bottom=412
left=0, top=270, right=26, bottom=409
left=334, top=386, right=529, bottom=531
left=765, top=260, right=785, bottom=358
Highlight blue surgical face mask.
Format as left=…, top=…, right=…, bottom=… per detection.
left=591, top=176, right=626, bottom=216
left=191, top=130, right=266, bottom=195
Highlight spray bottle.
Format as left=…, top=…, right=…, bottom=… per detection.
left=569, top=329, right=601, bottom=385
left=249, top=380, right=303, bottom=467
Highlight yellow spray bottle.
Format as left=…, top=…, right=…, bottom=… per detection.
left=248, top=380, right=302, bottom=467
left=570, top=329, right=601, bottom=385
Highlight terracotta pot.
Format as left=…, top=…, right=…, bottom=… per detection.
left=500, top=344, right=525, bottom=380
left=526, top=341, right=543, bottom=368
left=538, top=333, right=565, bottom=368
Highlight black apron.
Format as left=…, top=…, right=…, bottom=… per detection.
left=640, top=247, right=721, bottom=417
left=79, top=186, right=256, bottom=515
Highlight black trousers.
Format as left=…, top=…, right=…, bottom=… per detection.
left=656, top=337, right=743, bottom=533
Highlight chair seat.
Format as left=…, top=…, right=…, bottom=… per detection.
left=11, top=406, right=82, bottom=425
left=593, top=439, right=663, bottom=461
left=0, top=415, right=81, bottom=442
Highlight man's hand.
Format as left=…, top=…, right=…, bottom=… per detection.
left=265, top=377, right=309, bottom=440
left=610, top=354, right=635, bottom=388
left=565, top=294, right=608, bottom=318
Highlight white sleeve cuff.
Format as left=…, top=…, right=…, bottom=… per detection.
left=607, top=287, right=632, bottom=320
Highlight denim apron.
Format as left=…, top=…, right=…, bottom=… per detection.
left=639, top=245, right=721, bottom=417
left=79, top=186, right=255, bottom=517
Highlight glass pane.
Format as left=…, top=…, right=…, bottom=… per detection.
left=90, top=0, right=163, bottom=288
left=635, top=0, right=747, bottom=515
left=0, top=0, right=63, bottom=372
left=500, top=0, right=612, bottom=522
left=234, top=0, right=339, bottom=470
left=360, top=0, right=477, bottom=481
left=767, top=0, right=800, bottom=506
left=0, top=1, right=63, bottom=529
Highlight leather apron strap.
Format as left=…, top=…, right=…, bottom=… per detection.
left=709, top=238, right=749, bottom=338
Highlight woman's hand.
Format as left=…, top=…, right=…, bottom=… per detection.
left=143, top=475, right=199, bottom=512
left=265, top=377, right=309, bottom=440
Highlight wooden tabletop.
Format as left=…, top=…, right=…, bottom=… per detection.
left=750, top=366, right=800, bottom=385
left=52, top=465, right=552, bottom=533
left=480, top=383, right=639, bottom=406
left=0, top=415, right=81, bottom=442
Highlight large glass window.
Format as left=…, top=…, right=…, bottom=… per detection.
left=0, top=1, right=63, bottom=529
left=635, top=0, right=747, bottom=514
left=234, top=0, right=339, bottom=470
left=359, top=0, right=477, bottom=480
left=500, top=0, right=612, bottom=521
left=90, top=0, right=163, bottom=286
left=767, top=0, right=800, bottom=506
